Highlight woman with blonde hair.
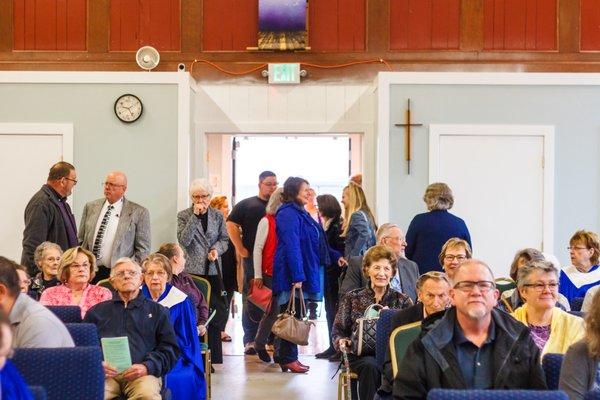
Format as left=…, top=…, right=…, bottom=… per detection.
left=559, top=289, right=600, bottom=399
left=40, top=246, right=113, bottom=318
left=405, top=182, right=471, bottom=274
left=341, top=181, right=376, bottom=259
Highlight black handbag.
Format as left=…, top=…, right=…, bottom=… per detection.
left=351, top=304, right=383, bottom=356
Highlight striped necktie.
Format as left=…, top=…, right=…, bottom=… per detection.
left=92, top=205, right=114, bottom=259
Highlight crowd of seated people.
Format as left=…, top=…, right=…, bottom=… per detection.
left=3, top=160, right=600, bottom=400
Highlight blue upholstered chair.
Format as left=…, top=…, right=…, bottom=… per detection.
left=46, top=305, right=82, bottom=323
left=571, top=297, right=585, bottom=312
left=542, top=353, right=564, bottom=390
left=65, top=323, right=100, bottom=346
left=585, top=388, right=600, bottom=400
left=568, top=310, right=585, bottom=317
left=376, top=309, right=395, bottom=369
left=427, top=389, right=568, bottom=400
left=12, top=347, right=104, bottom=400
left=28, top=385, right=47, bottom=400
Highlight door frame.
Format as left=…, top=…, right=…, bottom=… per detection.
left=428, top=124, right=555, bottom=253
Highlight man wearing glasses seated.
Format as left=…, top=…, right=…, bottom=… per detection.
left=393, top=259, right=547, bottom=400
left=85, top=258, right=179, bottom=400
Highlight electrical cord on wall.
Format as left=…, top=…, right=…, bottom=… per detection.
left=189, top=58, right=392, bottom=76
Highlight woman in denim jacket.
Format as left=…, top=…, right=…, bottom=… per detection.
left=341, top=181, right=377, bottom=259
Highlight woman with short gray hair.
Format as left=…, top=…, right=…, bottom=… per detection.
left=30, top=241, right=62, bottom=300
left=512, top=260, right=584, bottom=356
left=177, top=178, right=229, bottom=364
left=405, top=182, right=471, bottom=274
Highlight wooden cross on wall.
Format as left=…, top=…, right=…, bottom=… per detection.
left=394, top=99, right=423, bottom=175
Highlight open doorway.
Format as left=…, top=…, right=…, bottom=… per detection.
left=206, top=133, right=362, bottom=203
left=206, top=133, right=362, bottom=355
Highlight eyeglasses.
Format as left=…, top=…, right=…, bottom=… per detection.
left=444, top=255, right=467, bottom=262
left=113, top=270, right=140, bottom=278
left=103, top=182, right=125, bottom=189
left=453, top=280, right=496, bottom=293
left=145, top=270, right=167, bottom=278
left=69, top=263, right=89, bottom=270
left=21, top=278, right=32, bottom=286
left=64, top=177, right=78, bottom=185
left=191, top=194, right=211, bottom=201
left=522, top=282, right=559, bottom=292
left=567, top=246, right=589, bottom=251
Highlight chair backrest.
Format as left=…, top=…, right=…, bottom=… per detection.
left=375, top=309, right=395, bottom=369
left=568, top=310, right=585, bottom=317
left=46, top=305, right=82, bottom=323
left=584, top=388, right=600, bottom=400
left=427, top=389, right=568, bottom=400
left=390, top=321, right=421, bottom=378
left=191, top=275, right=211, bottom=306
left=12, top=346, right=104, bottom=400
left=571, top=297, right=584, bottom=312
left=542, top=353, right=564, bottom=390
left=495, top=277, right=517, bottom=294
left=28, top=385, right=47, bottom=400
left=96, top=279, right=113, bottom=290
left=65, top=323, right=100, bottom=346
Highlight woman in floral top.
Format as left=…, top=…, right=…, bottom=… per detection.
left=40, top=246, right=112, bottom=319
left=332, top=245, right=413, bottom=400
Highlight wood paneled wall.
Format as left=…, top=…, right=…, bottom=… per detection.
left=581, top=0, right=600, bottom=50
left=13, top=0, right=87, bottom=50
left=483, top=0, right=557, bottom=50
left=309, top=0, right=366, bottom=51
left=390, top=0, right=460, bottom=50
left=202, top=0, right=257, bottom=51
left=110, top=0, right=181, bottom=51
left=3, top=0, right=600, bottom=80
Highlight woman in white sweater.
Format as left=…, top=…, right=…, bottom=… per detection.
left=252, top=188, right=284, bottom=363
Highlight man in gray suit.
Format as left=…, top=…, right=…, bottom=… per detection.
left=339, top=223, right=419, bottom=302
left=78, top=171, right=151, bottom=282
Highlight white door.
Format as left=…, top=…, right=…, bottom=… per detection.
left=429, top=125, right=554, bottom=278
left=0, top=124, right=72, bottom=262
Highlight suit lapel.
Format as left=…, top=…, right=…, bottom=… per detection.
left=87, top=200, right=104, bottom=246
left=113, top=198, right=131, bottom=248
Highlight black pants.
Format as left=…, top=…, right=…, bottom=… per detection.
left=323, top=286, right=339, bottom=350
left=348, top=354, right=380, bottom=400
left=197, top=274, right=228, bottom=364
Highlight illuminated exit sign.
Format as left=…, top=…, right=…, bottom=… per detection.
left=268, top=63, right=301, bottom=84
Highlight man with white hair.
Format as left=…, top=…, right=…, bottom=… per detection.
left=79, top=171, right=151, bottom=282
left=340, top=223, right=419, bottom=302
left=393, top=260, right=547, bottom=399
left=85, top=258, right=179, bottom=400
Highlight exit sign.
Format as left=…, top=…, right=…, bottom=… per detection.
left=268, top=63, right=300, bottom=84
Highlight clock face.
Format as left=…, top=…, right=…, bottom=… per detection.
left=114, top=94, right=143, bottom=123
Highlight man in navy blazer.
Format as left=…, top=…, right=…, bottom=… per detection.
left=339, top=223, right=419, bottom=302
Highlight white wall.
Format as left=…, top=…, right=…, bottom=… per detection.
left=193, top=83, right=377, bottom=208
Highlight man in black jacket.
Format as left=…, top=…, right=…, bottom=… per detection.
left=379, top=272, right=451, bottom=397
left=21, top=161, right=78, bottom=275
left=393, top=260, right=547, bottom=400
left=85, top=258, right=179, bottom=399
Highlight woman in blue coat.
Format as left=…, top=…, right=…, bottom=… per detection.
left=405, top=182, right=471, bottom=274
left=272, top=177, right=327, bottom=374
